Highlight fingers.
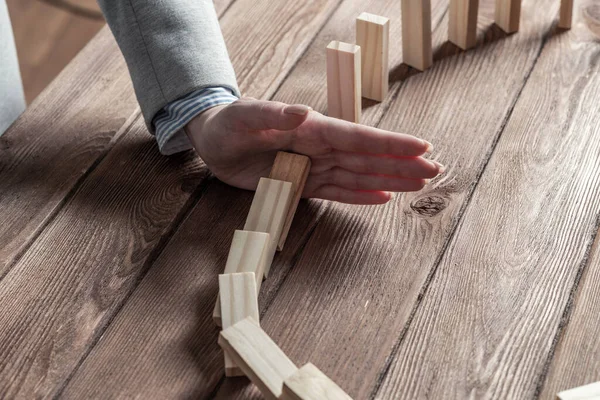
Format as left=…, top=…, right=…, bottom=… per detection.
left=323, top=168, right=428, bottom=192
left=330, top=151, right=443, bottom=179
left=313, top=113, right=432, bottom=157
left=311, top=185, right=392, bottom=205
left=226, top=99, right=310, bottom=132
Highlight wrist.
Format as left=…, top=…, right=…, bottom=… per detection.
left=184, top=104, right=227, bottom=158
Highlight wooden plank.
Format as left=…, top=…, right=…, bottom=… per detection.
left=376, top=6, right=600, bottom=398
left=219, top=317, right=298, bottom=400
left=356, top=12, right=390, bottom=102
left=326, top=41, right=361, bottom=123
left=401, top=0, right=432, bottom=71
left=269, top=152, right=312, bottom=251
left=219, top=272, right=260, bottom=377
left=281, top=363, right=353, bottom=400
left=0, top=27, right=138, bottom=279
left=213, top=230, right=270, bottom=327
left=539, top=232, right=600, bottom=399
left=559, top=0, right=574, bottom=29
left=216, top=0, right=566, bottom=397
left=243, top=178, right=294, bottom=277
left=495, top=0, right=521, bottom=33
left=449, top=0, right=479, bottom=49
left=557, top=382, right=600, bottom=400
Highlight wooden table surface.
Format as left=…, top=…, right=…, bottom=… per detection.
left=1, top=0, right=599, bottom=398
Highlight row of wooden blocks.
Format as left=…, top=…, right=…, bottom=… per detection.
left=326, top=0, right=574, bottom=124
left=214, top=151, right=353, bottom=399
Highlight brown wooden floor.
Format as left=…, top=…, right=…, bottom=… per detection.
left=0, top=0, right=599, bottom=398
left=6, top=0, right=104, bottom=103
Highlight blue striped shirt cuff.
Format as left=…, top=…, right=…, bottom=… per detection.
left=153, top=87, right=239, bottom=155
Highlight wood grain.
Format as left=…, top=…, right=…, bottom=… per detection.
left=0, top=28, right=137, bottom=279
left=269, top=152, right=312, bottom=251
left=219, top=272, right=259, bottom=377
left=219, top=317, right=298, bottom=400
left=449, top=0, right=479, bottom=49
left=401, top=0, right=433, bottom=71
left=356, top=12, right=389, bottom=102
left=539, top=232, right=600, bottom=399
left=281, top=363, right=353, bottom=400
left=215, top=0, right=565, bottom=397
left=326, top=41, right=361, bottom=123
left=376, top=7, right=600, bottom=399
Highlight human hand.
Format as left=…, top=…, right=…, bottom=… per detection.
left=184, top=98, right=444, bottom=205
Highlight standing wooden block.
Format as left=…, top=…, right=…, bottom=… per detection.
left=557, top=381, right=600, bottom=400
left=218, top=272, right=259, bottom=377
left=218, top=317, right=298, bottom=400
left=401, top=0, right=433, bottom=71
left=281, top=363, right=353, bottom=400
left=213, top=230, right=270, bottom=327
left=244, top=177, right=294, bottom=277
left=356, top=12, right=390, bottom=102
left=326, top=41, right=361, bottom=123
left=559, top=0, right=574, bottom=29
left=268, top=151, right=311, bottom=251
left=495, top=0, right=521, bottom=33
left=449, top=0, right=480, bottom=50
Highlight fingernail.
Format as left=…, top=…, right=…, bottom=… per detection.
left=423, top=140, right=434, bottom=153
left=284, top=104, right=311, bottom=115
left=430, top=160, right=445, bottom=173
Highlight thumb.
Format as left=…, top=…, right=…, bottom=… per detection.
left=230, top=99, right=311, bottom=131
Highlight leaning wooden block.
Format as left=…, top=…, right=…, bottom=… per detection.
left=219, top=272, right=260, bottom=377
left=356, top=12, right=390, bottom=101
left=213, top=230, right=270, bottom=327
left=327, top=41, right=361, bottom=123
left=495, top=0, right=521, bottom=33
left=281, top=363, right=353, bottom=400
left=557, top=381, right=600, bottom=400
left=449, top=0, right=479, bottom=50
left=268, top=152, right=311, bottom=251
left=559, top=0, right=574, bottom=29
left=218, top=317, right=298, bottom=400
left=401, top=0, right=433, bottom=71
left=243, top=178, right=294, bottom=277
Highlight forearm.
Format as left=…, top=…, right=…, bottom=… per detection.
left=97, top=0, right=240, bottom=133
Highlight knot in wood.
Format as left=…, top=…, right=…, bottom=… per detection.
left=410, top=195, right=446, bottom=217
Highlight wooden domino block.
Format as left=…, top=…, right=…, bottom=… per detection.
left=449, top=0, right=479, bottom=50
left=559, top=0, right=574, bottom=29
left=244, top=177, right=294, bottom=277
left=268, top=152, right=311, bottom=251
left=356, top=12, right=390, bottom=102
left=557, top=381, right=600, bottom=400
left=326, top=41, right=361, bottom=123
left=401, top=0, right=433, bottom=71
left=213, top=230, right=270, bottom=327
left=218, top=272, right=259, bottom=377
left=281, top=363, right=353, bottom=400
left=218, top=317, right=298, bottom=400
left=495, top=0, right=521, bottom=33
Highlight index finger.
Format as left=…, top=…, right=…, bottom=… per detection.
left=314, top=113, right=432, bottom=157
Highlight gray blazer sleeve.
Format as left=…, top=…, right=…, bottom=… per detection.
left=97, top=0, right=240, bottom=132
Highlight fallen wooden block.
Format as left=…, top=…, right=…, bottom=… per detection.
left=281, top=363, right=353, bottom=400
left=243, top=177, right=294, bottom=278
left=218, top=272, right=260, bottom=377
left=326, top=40, right=361, bottom=123
left=559, top=0, right=574, bottom=29
left=449, top=0, right=479, bottom=50
left=557, top=381, right=600, bottom=400
left=401, top=0, right=433, bottom=71
left=495, top=0, right=521, bottom=33
left=213, top=230, right=270, bottom=327
left=356, top=12, right=390, bottom=102
left=218, top=317, right=298, bottom=400
left=268, top=151, right=311, bottom=251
